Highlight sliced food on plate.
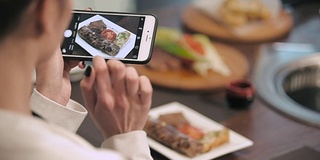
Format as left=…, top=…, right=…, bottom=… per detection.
left=145, top=102, right=253, bottom=159
left=77, top=20, right=131, bottom=56
left=78, top=25, right=120, bottom=56
left=144, top=112, right=230, bottom=158
left=149, top=27, right=230, bottom=76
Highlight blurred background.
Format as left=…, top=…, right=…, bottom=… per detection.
left=73, top=0, right=136, bottom=12
left=71, top=0, right=320, bottom=160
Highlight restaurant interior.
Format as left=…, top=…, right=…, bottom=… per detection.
left=70, top=0, right=320, bottom=159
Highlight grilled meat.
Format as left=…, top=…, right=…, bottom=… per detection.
left=78, top=26, right=120, bottom=56
left=144, top=118, right=203, bottom=157
left=87, top=20, right=107, bottom=34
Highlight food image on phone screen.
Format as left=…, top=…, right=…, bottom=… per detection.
left=61, top=10, right=157, bottom=63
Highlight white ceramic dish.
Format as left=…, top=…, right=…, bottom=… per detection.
left=148, top=102, right=254, bottom=160
left=76, top=15, right=136, bottom=59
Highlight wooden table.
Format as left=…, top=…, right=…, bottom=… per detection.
left=73, top=1, right=320, bottom=159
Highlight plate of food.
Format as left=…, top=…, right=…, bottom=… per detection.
left=131, top=27, right=249, bottom=91
left=144, top=102, right=253, bottom=160
left=76, top=15, right=136, bottom=59
left=181, top=0, right=293, bottom=43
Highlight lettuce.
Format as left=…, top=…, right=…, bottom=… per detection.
left=155, top=27, right=206, bottom=61
left=155, top=27, right=230, bottom=76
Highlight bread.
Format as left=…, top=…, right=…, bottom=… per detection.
left=201, top=128, right=230, bottom=152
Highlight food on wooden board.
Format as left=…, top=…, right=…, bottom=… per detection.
left=219, top=0, right=271, bottom=27
left=193, top=0, right=273, bottom=27
left=152, top=27, right=230, bottom=76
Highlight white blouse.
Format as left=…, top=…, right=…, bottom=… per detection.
left=0, top=89, right=153, bottom=160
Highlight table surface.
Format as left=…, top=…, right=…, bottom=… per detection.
left=72, top=1, right=320, bottom=160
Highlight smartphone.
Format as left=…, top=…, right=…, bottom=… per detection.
left=61, top=10, right=158, bottom=64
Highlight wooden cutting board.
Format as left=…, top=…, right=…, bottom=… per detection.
left=181, top=5, right=293, bottom=43
left=132, top=42, right=249, bottom=91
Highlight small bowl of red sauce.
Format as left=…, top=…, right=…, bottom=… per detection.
left=226, top=80, right=255, bottom=108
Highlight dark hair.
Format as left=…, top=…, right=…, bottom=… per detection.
left=0, top=0, right=34, bottom=39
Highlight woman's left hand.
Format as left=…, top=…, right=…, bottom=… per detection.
left=35, top=47, right=84, bottom=106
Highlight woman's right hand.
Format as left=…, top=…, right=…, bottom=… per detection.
left=80, top=57, right=153, bottom=139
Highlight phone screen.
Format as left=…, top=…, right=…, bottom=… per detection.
left=61, top=11, right=149, bottom=61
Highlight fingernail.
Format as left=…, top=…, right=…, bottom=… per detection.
left=84, top=66, right=92, bottom=77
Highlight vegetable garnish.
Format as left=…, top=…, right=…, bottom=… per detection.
left=155, top=27, right=231, bottom=76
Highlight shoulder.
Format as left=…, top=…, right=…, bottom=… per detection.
left=0, top=110, right=125, bottom=160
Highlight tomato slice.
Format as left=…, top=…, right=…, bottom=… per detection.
left=178, top=124, right=205, bottom=140
left=101, top=29, right=117, bottom=42
left=182, top=34, right=205, bottom=56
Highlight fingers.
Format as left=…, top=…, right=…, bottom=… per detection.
left=107, top=60, right=127, bottom=104
left=93, top=57, right=114, bottom=107
left=125, top=67, right=140, bottom=97
left=81, top=56, right=153, bottom=112
left=124, top=65, right=152, bottom=105
left=64, top=60, right=80, bottom=71
left=80, top=65, right=97, bottom=112
left=139, top=75, right=153, bottom=106
left=80, top=57, right=153, bottom=138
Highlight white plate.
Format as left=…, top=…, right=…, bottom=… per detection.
left=148, top=102, right=253, bottom=160
left=76, top=15, right=136, bottom=59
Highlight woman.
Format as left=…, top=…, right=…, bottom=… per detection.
left=0, top=0, right=153, bottom=159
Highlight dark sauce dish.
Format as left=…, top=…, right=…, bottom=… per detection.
left=226, top=80, right=255, bottom=108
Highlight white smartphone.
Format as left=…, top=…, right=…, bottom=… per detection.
left=61, top=10, right=158, bottom=64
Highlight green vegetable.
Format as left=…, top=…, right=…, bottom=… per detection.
left=192, top=34, right=214, bottom=51
left=155, top=27, right=206, bottom=61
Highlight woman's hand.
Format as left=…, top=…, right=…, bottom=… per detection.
left=35, top=47, right=84, bottom=106
left=35, top=7, right=92, bottom=106
left=80, top=57, right=153, bottom=139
